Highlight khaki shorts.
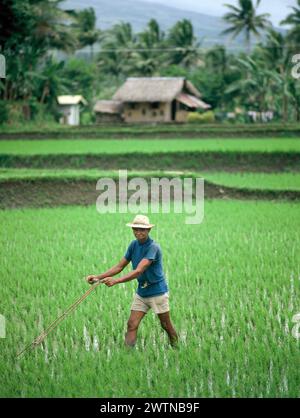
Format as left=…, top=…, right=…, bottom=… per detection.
left=131, top=292, right=170, bottom=314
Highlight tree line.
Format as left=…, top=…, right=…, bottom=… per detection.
left=0, top=0, right=300, bottom=124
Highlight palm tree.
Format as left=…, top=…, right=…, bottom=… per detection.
left=72, top=8, right=101, bottom=60
left=281, top=0, right=300, bottom=53
left=206, top=45, right=228, bottom=77
left=225, top=56, right=275, bottom=117
left=203, top=45, right=233, bottom=110
left=167, top=19, right=202, bottom=68
left=256, top=29, right=288, bottom=68
left=32, top=0, right=78, bottom=52
left=133, top=19, right=166, bottom=75
left=98, top=22, right=137, bottom=76
left=139, top=19, right=164, bottom=46
left=222, top=0, right=271, bottom=52
left=288, top=78, right=300, bottom=121
left=36, top=58, right=70, bottom=105
left=255, top=29, right=292, bottom=122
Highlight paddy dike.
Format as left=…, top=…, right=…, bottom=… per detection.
left=0, top=152, right=299, bottom=172
left=1, top=124, right=300, bottom=140
left=1, top=178, right=299, bottom=209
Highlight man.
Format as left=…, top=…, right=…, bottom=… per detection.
left=86, top=215, right=178, bottom=348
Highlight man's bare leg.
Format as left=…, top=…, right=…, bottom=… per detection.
left=125, top=310, right=146, bottom=347
left=158, top=311, right=179, bottom=347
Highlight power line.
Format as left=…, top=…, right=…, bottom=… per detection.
left=77, top=45, right=300, bottom=53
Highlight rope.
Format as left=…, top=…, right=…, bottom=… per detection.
left=17, top=280, right=102, bottom=359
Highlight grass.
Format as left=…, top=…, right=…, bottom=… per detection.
left=0, top=202, right=299, bottom=397
left=0, top=169, right=300, bottom=191
left=0, top=138, right=300, bottom=155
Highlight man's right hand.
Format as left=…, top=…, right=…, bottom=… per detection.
left=86, top=275, right=100, bottom=284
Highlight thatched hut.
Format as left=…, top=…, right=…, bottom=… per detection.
left=93, top=100, right=124, bottom=123
left=112, top=77, right=210, bottom=123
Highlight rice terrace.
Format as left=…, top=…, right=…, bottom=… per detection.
left=1, top=0, right=300, bottom=401
left=0, top=123, right=299, bottom=398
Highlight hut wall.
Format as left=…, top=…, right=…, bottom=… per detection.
left=59, top=104, right=80, bottom=126
left=95, top=113, right=123, bottom=123
left=123, top=102, right=171, bottom=123
left=71, top=105, right=80, bottom=125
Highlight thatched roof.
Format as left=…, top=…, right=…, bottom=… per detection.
left=57, top=95, right=87, bottom=105
left=94, top=100, right=123, bottom=114
left=113, top=77, right=202, bottom=103
left=177, top=93, right=211, bottom=110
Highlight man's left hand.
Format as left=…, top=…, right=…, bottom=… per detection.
left=101, top=277, right=119, bottom=287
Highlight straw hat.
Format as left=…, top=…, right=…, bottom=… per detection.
left=126, top=215, right=155, bottom=229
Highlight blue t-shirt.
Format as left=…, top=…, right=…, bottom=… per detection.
left=124, top=237, right=168, bottom=298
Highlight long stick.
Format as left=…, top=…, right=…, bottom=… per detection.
left=17, top=281, right=102, bottom=359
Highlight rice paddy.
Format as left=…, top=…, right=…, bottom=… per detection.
left=0, top=132, right=299, bottom=398
left=200, top=171, right=300, bottom=191
left=1, top=169, right=300, bottom=191
left=0, top=202, right=299, bottom=397
left=0, top=138, right=300, bottom=155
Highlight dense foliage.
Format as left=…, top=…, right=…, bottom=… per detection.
left=0, top=0, right=299, bottom=124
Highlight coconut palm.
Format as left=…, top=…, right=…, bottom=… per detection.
left=202, top=45, right=237, bottom=110
left=167, top=19, right=202, bottom=68
left=132, top=19, right=166, bottom=75
left=98, top=22, right=137, bottom=76
left=225, top=56, right=275, bottom=116
left=72, top=8, right=101, bottom=60
left=222, top=0, right=271, bottom=52
left=288, top=78, right=300, bottom=121
left=281, top=0, right=300, bottom=53
left=256, top=29, right=288, bottom=69
left=139, top=19, right=164, bottom=46
left=31, top=0, right=77, bottom=52
left=36, top=58, right=70, bottom=105
left=205, top=45, right=228, bottom=77
left=255, top=29, right=292, bottom=122
left=0, top=0, right=76, bottom=53
left=0, top=0, right=76, bottom=100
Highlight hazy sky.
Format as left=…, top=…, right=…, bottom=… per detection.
left=137, top=0, right=295, bottom=26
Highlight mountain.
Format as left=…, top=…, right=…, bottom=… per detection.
left=63, top=0, right=284, bottom=49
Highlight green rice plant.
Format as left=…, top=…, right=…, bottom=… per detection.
left=0, top=138, right=300, bottom=155
left=0, top=202, right=299, bottom=397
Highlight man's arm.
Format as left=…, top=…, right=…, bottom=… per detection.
left=86, top=257, right=129, bottom=284
left=102, top=259, right=153, bottom=287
